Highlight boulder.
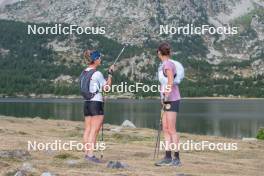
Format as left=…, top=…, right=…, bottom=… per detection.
left=21, top=162, right=35, bottom=172
left=14, top=170, right=27, bottom=176
left=14, top=162, right=36, bottom=176
left=0, top=150, right=31, bottom=160
left=65, top=159, right=79, bottom=166
left=41, top=172, right=55, bottom=176
left=121, top=120, right=136, bottom=128
left=107, top=161, right=128, bottom=169
left=242, top=138, right=257, bottom=141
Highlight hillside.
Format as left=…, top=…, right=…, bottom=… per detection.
left=0, top=0, right=264, bottom=97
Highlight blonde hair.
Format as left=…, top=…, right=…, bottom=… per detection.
left=83, top=49, right=95, bottom=65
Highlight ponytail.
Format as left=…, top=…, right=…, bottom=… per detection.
left=83, top=49, right=94, bottom=65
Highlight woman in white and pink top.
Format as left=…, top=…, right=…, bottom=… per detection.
left=155, top=42, right=181, bottom=167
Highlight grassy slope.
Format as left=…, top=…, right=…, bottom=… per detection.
left=0, top=116, right=263, bottom=176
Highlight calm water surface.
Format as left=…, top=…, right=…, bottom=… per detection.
left=0, top=98, right=263, bottom=138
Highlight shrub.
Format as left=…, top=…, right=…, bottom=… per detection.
left=256, top=128, right=264, bottom=140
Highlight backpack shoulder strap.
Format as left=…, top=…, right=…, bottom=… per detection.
left=86, top=69, right=97, bottom=90
left=162, top=61, right=177, bottom=78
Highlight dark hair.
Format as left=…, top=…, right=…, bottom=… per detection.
left=83, top=49, right=94, bottom=65
left=157, top=42, right=171, bottom=56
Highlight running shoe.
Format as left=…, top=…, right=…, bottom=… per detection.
left=155, top=157, right=172, bottom=166
left=171, top=158, right=182, bottom=167
left=85, top=155, right=102, bottom=163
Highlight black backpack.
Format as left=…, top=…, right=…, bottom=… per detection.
left=79, top=69, right=99, bottom=100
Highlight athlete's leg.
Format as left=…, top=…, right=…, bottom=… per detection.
left=162, top=111, right=172, bottom=150
left=83, top=117, right=92, bottom=155
left=91, top=115, right=104, bottom=144
left=155, top=111, right=173, bottom=166
left=87, top=115, right=104, bottom=157
left=166, top=111, right=181, bottom=166
left=166, top=112, right=179, bottom=151
left=162, top=111, right=174, bottom=161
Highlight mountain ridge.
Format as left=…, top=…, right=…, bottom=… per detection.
left=0, top=1, right=264, bottom=97
left=0, top=0, right=263, bottom=63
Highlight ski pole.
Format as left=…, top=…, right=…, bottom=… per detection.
left=154, top=101, right=165, bottom=159
left=113, top=45, right=127, bottom=65
left=100, top=122, right=104, bottom=159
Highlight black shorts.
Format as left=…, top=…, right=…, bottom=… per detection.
left=163, top=100, right=180, bottom=112
left=84, top=101, right=104, bottom=117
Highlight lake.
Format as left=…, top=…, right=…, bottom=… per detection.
left=0, top=98, right=263, bottom=138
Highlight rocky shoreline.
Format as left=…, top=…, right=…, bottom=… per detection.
left=0, top=116, right=263, bottom=176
